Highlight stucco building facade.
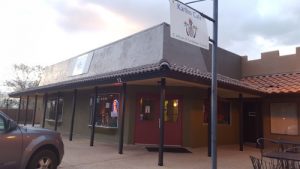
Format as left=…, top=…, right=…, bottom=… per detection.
left=9, top=23, right=300, bottom=150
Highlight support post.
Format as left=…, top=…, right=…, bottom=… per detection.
left=32, top=95, right=38, bottom=127
left=211, top=1, right=219, bottom=169
left=42, top=94, right=48, bottom=128
left=54, top=93, right=60, bottom=131
left=24, top=96, right=29, bottom=126
left=17, top=96, right=21, bottom=124
left=239, top=94, right=244, bottom=151
left=118, top=83, right=127, bottom=154
left=90, top=87, right=98, bottom=146
left=158, top=78, right=166, bottom=166
left=5, top=99, right=9, bottom=113
left=69, top=89, right=78, bottom=141
left=207, top=88, right=211, bottom=157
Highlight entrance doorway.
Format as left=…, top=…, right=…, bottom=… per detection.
left=243, top=102, right=262, bottom=143
left=134, top=94, right=182, bottom=145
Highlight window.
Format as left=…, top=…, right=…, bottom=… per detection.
left=0, top=116, right=5, bottom=132
left=270, top=103, right=298, bottom=135
left=164, top=99, right=179, bottom=122
left=139, top=98, right=155, bottom=121
left=89, top=94, right=120, bottom=128
left=46, top=98, right=64, bottom=122
left=204, top=100, right=231, bottom=125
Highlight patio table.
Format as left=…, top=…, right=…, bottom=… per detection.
left=263, top=151, right=300, bottom=162
left=263, top=151, right=300, bottom=169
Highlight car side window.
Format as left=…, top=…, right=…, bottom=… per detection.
left=0, top=116, right=5, bottom=133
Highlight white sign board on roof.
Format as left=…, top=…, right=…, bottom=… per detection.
left=169, top=0, right=209, bottom=49
left=72, top=52, right=93, bottom=76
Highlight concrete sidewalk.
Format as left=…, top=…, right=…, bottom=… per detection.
left=59, top=137, right=259, bottom=169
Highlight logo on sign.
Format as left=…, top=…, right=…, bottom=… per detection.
left=184, top=18, right=197, bottom=38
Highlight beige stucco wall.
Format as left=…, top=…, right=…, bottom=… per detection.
left=242, top=47, right=300, bottom=77
left=263, top=96, right=300, bottom=142
left=41, top=85, right=241, bottom=147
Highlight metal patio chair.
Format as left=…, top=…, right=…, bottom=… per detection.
left=250, top=156, right=282, bottom=169
left=257, top=138, right=283, bottom=159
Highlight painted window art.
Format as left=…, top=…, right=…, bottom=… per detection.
left=89, top=93, right=120, bottom=128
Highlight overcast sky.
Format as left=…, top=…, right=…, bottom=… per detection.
left=1, top=0, right=300, bottom=91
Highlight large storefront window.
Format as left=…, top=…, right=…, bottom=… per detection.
left=89, top=93, right=120, bottom=128
left=204, top=100, right=231, bottom=125
left=46, top=98, right=64, bottom=122
left=270, top=103, right=298, bottom=135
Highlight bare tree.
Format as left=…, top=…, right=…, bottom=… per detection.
left=4, top=64, right=44, bottom=91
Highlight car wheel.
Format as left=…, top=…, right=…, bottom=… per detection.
left=27, top=149, right=58, bottom=169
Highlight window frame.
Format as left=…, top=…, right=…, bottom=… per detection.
left=89, top=93, right=120, bottom=129
left=270, top=102, right=299, bottom=136
left=203, top=99, right=232, bottom=125
left=0, top=115, right=7, bottom=133
left=45, top=97, right=64, bottom=123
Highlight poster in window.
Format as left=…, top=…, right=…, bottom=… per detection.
left=111, top=99, right=119, bottom=117
left=145, top=105, right=151, bottom=114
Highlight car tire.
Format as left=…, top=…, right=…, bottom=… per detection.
left=27, top=149, right=58, bottom=169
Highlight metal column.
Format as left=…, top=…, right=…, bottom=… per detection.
left=42, top=94, right=48, bottom=128
left=90, top=87, right=98, bottom=146
left=17, top=96, right=21, bottom=124
left=180, top=0, right=219, bottom=167
left=158, top=78, right=166, bottom=166
left=5, top=99, right=9, bottom=113
left=211, top=1, right=219, bottom=169
left=32, top=95, right=38, bottom=127
left=69, top=89, right=78, bottom=141
left=24, top=96, right=29, bottom=126
left=239, top=94, right=244, bottom=151
left=207, top=88, right=211, bottom=157
left=118, top=83, right=127, bottom=154
left=54, top=93, right=60, bottom=131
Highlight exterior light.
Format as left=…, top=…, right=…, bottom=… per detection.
left=173, top=100, right=178, bottom=107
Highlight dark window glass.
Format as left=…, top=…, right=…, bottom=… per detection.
left=139, top=98, right=155, bottom=121
left=164, top=99, right=179, bottom=122
left=90, top=93, right=120, bottom=128
left=204, top=100, right=231, bottom=124
left=0, top=116, right=5, bottom=132
left=46, top=98, right=64, bottom=122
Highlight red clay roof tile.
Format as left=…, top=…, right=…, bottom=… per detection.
left=242, top=73, right=300, bottom=94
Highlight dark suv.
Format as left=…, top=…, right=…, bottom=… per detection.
left=0, top=111, right=64, bottom=169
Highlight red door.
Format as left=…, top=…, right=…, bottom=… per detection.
left=134, top=94, right=182, bottom=145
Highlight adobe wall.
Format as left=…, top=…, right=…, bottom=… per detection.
left=41, top=85, right=241, bottom=147
left=242, top=47, right=300, bottom=77
left=262, top=96, right=300, bottom=143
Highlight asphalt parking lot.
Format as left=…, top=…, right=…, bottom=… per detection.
left=58, top=137, right=259, bottom=169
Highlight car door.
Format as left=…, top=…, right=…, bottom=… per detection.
left=0, top=114, right=22, bottom=169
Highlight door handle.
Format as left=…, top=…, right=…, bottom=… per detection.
left=158, top=118, right=160, bottom=128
